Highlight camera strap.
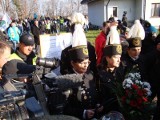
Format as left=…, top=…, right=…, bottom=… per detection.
left=32, top=73, right=49, bottom=115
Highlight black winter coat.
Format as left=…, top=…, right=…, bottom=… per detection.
left=31, top=24, right=40, bottom=45
left=98, top=67, right=124, bottom=114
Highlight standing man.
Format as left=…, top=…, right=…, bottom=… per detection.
left=31, top=19, right=40, bottom=54
left=121, top=37, right=147, bottom=81
left=95, top=21, right=110, bottom=66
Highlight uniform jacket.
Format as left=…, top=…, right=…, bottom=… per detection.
left=98, top=67, right=124, bottom=113
left=64, top=71, right=99, bottom=120
left=121, top=53, right=147, bottom=81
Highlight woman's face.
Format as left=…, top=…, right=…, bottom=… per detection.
left=71, top=58, right=90, bottom=74
left=106, top=55, right=121, bottom=68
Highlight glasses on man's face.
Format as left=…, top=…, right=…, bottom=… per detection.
left=79, top=60, right=91, bottom=66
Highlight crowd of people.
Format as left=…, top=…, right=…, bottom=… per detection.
left=0, top=11, right=159, bottom=120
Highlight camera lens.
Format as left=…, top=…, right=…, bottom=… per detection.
left=36, top=57, right=59, bottom=68
left=36, top=58, right=46, bottom=66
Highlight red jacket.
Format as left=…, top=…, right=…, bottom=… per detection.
left=95, top=31, right=106, bottom=65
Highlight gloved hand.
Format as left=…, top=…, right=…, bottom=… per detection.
left=35, top=66, right=44, bottom=78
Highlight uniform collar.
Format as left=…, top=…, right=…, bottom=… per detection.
left=106, top=67, right=116, bottom=73
left=72, top=68, right=84, bottom=75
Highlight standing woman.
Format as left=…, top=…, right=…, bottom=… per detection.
left=96, top=20, right=123, bottom=114
left=97, top=43, right=124, bottom=114
left=63, top=12, right=102, bottom=120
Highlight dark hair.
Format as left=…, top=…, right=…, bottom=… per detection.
left=144, top=21, right=151, bottom=28
left=70, top=23, right=75, bottom=34
left=11, top=20, right=16, bottom=23
left=97, top=55, right=111, bottom=70
left=103, top=21, right=110, bottom=27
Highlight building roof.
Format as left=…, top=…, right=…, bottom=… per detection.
left=81, top=0, right=98, bottom=4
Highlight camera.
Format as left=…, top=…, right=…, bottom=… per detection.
left=0, top=90, right=29, bottom=119
left=36, top=57, right=60, bottom=69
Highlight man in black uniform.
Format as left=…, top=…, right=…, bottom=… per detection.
left=121, top=37, right=147, bottom=81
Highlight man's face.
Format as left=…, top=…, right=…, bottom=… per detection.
left=156, top=43, right=160, bottom=51
left=19, top=43, right=34, bottom=56
left=127, top=47, right=141, bottom=59
left=11, top=22, right=16, bottom=27
left=106, top=55, right=121, bottom=68
left=34, top=20, right=38, bottom=26
left=0, top=47, right=11, bottom=68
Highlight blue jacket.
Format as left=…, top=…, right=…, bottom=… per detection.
left=8, top=26, right=20, bottom=43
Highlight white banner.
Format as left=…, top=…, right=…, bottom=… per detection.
left=0, top=13, right=12, bottom=31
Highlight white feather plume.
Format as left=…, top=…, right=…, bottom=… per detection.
left=71, top=12, right=87, bottom=47
left=72, top=24, right=87, bottom=47
left=71, top=12, right=85, bottom=25
left=128, top=20, right=145, bottom=40
left=106, top=26, right=120, bottom=45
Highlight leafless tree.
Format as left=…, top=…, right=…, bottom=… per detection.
left=42, top=0, right=88, bottom=17
left=0, top=0, right=88, bottom=19
left=0, top=0, right=11, bottom=13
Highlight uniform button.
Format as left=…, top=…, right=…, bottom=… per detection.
left=84, top=96, right=87, bottom=100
